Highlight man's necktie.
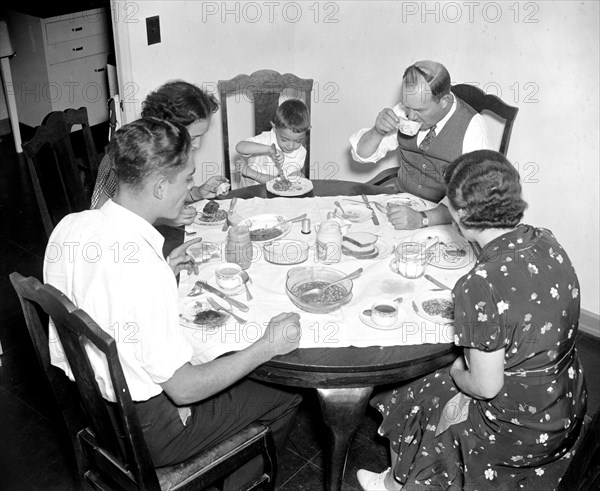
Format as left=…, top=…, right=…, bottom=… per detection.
left=419, top=125, right=437, bottom=151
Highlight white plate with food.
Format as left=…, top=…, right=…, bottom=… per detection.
left=186, top=241, right=222, bottom=263
left=334, top=205, right=373, bottom=223
left=179, top=298, right=230, bottom=330
left=379, top=194, right=433, bottom=212
left=238, top=214, right=293, bottom=243
left=411, top=228, right=473, bottom=269
left=412, top=290, right=454, bottom=325
left=266, top=176, right=314, bottom=197
left=194, top=200, right=228, bottom=226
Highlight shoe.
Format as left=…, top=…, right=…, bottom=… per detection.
left=357, top=467, right=391, bottom=490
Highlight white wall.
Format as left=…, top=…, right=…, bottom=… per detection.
left=110, top=0, right=599, bottom=315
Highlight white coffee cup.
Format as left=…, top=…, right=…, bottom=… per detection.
left=215, top=262, right=243, bottom=290
left=397, top=117, right=422, bottom=136
left=371, top=301, right=399, bottom=327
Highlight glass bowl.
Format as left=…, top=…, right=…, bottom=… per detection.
left=263, top=239, right=309, bottom=265
left=285, top=266, right=354, bottom=313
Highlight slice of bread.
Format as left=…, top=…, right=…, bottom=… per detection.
left=342, top=245, right=379, bottom=259
left=343, top=232, right=378, bottom=248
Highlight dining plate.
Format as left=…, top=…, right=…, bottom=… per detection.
left=359, top=307, right=403, bottom=331
left=238, top=214, right=293, bottom=243
left=410, top=228, right=473, bottom=269
left=266, top=177, right=314, bottom=197
left=194, top=209, right=227, bottom=226
left=379, top=194, right=434, bottom=212
left=334, top=204, right=372, bottom=223
left=179, top=297, right=230, bottom=330
left=412, top=290, right=454, bottom=325
left=186, top=241, right=222, bottom=263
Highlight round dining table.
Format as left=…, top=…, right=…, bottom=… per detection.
left=163, top=179, right=459, bottom=491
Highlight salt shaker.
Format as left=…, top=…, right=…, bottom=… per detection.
left=301, top=218, right=311, bottom=234
left=225, top=225, right=253, bottom=270
left=316, top=220, right=342, bottom=264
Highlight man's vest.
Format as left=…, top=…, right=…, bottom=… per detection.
left=395, top=98, right=477, bottom=202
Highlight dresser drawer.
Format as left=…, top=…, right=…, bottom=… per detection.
left=45, top=10, right=109, bottom=45
left=46, top=34, right=111, bottom=65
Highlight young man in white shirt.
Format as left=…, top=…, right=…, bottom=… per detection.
left=44, top=117, right=302, bottom=485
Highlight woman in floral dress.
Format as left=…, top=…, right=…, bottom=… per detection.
left=357, top=150, right=587, bottom=490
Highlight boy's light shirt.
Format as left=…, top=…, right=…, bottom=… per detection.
left=240, top=128, right=306, bottom=186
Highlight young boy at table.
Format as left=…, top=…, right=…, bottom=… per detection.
left=237, top=98, right=310, bottom=186
left=44, top=117, right=302, bottom=488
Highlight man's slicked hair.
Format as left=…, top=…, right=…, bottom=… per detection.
left=109, top=117, right=191, bottom=189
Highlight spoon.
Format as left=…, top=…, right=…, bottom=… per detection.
left=300, top=267, right=363, bottom=301
left=240, top=270, right=253, bottom=301
left=334, top=201, right=347, bottom=217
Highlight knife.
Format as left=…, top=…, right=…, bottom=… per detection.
left=222, top=197, right=238, bottom=231
left=361, top=194, right=380, bottom=225
left=194, top=280, right=249, bottom=312
left=424, top=274, right=452, bottom=290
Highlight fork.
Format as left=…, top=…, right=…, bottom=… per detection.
left=207, top=297, right=247, bottom=324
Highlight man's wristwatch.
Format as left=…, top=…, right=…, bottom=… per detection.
left=420, top=211, right=429, bottom=228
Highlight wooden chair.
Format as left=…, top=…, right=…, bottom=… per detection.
left=8, top=273, right=90, bottom=486
left=366, top=83, right=519, bottom=186
left=9, top=272, right=278, bottom=491
left=22, top=107, right=100, bottom=238
left=218, top=69, right=313, bottom=187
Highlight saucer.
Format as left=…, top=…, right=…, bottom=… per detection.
left=359, top=309, right=403, bottom=331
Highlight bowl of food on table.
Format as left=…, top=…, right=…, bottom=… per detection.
left=238, top=214, right=294, bottom=243
left=286, top=266, right=354, bottom=313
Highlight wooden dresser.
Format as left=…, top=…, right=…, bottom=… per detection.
left=7, top=6, right=113, bottom=127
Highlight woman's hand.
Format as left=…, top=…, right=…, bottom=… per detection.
left=191, top=176, right=229, bottom=201
left=167, top=237, right=202, bottom=276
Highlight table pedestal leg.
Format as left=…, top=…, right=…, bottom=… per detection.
left=316, top=387, right=373, bottom=491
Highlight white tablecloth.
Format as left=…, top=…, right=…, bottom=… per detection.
left=179, top=194, right=474, bottom=363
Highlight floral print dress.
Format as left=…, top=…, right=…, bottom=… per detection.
left=371, top=225, right=587, bottom=490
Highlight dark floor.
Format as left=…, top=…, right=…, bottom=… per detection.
left=0, top=130, right=599, bottom=490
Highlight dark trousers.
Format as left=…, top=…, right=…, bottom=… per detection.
left=136, top=379, right=301, bottom=470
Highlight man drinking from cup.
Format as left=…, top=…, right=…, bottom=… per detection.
left=349, top=60, right=492, bottom=230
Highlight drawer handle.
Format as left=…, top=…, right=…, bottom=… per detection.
left=72, top=27, right=83, bottom=32
left=95, top=68, right=106, bottom=73
left=72, top=46, right=84, bottom=52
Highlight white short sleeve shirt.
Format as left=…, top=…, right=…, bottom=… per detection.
left=240, top=129, right=306, bottom=186
left=44, top=200, right=193, bottom=402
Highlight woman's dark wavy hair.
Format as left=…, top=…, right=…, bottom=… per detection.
left=444, top=150, right=527, bottom=229
left=109, top=117, right=191, bottom=189
left=141, top=80, right=219, bottom=126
